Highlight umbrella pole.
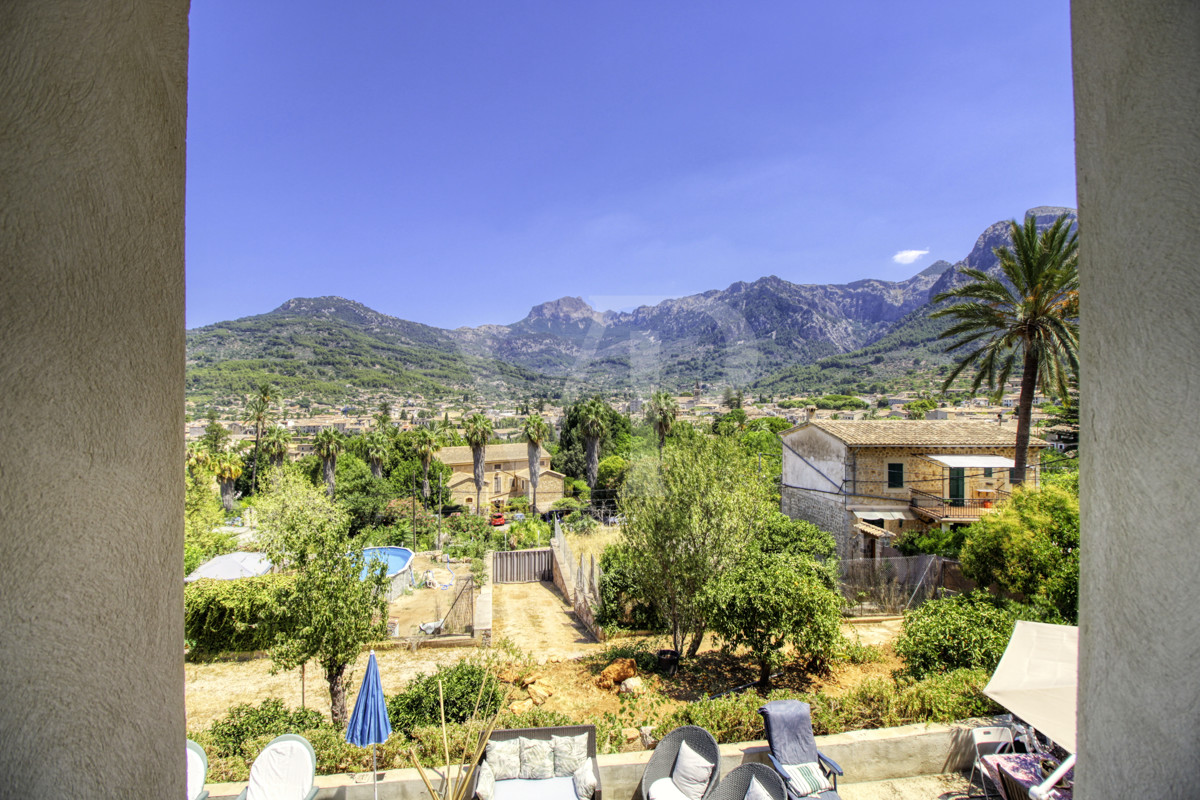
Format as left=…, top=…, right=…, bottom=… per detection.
left=373, top=742, right=378, bottom=800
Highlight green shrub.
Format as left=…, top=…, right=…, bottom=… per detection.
left=204, top=698, right=328, bottom=762
left=586, top=638, right=661, bottom=675
left=597, top=544, right=663, bottom=630
left=386, top=661, right=504, bottom=734
left=895, top=668, right=1000, bottom=722
left=184, top=575, right=296, bottom=659
left=508, top=518, right=551, bottom=549
left=894, top=592, right=1021, bottom=678
left=655, top=690, right=782, bottom=744
left=836, top=637, right=886, bottom=665
left=470, top=557, right=488, bottom=586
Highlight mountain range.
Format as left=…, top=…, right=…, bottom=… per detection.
left=185, top=206, right=1076, bottom=405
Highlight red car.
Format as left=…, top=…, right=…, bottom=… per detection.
left=489, top=512, right=506, bottom=526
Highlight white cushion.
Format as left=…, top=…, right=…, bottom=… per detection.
left=744, top=776, right=773, bottom=800
left=670, top=740, right=715, bottom=800
left=519, top=736, right=555, bottom=780
left=475, top=760, right=496, bottom=800
left=486, top=738, right=521, bottom=781
left=572, top=757, right=598, bottom=800
left=552, top=733, right=589, bottom=777
left=246, top=739, right=315, bottom=800
left=649, top=776, right=691, bottom=800
left=493, top=776, right=577, bottom=800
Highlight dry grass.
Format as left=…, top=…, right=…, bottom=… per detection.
left=563, top=524, right=623, bottom=565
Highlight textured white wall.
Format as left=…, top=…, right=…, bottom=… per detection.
left=0, top=1, right=188, bottom=795
left=1073, top=0, right=1200, bottom=795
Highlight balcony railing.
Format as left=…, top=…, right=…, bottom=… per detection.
left=909, top=488, right=1009, bottom=521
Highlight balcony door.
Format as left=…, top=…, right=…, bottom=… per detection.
left=948, top=467, right=965, bottom=507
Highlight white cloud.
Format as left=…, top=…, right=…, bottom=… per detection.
left=892, top=248, right=930, bottom=265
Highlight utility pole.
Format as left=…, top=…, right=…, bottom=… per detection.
left=411, top=473, right=417, bottom=552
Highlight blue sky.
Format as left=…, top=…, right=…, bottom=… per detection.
left=186, top=2, right=1076, bottom=330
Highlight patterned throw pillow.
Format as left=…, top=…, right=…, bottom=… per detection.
left=552, top=733, right=590, bottom=777
left=519, top=736, right=556, bottom=780
left=573, top=757, right=598, bottom=800
left=485, top=738, right=520, bottom=781
left=782, top=762, right=833, bottom=796
left=475, top=760, right=495, bottom=800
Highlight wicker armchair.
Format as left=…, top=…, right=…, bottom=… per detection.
left=708, top=764, right=787, bottom=800
left=640, top=725, right=721, bottom=800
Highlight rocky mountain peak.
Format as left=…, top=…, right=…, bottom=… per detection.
left=523, top=296, right=606, bottom=324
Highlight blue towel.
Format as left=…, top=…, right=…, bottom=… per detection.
left=759, top=700, right=818, bottom=766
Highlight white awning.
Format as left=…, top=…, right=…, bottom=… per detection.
left=984, top=621, right=1078, bottom=753
left=924, top=454, right=1015, bottom=469
left=851, top=509, right=915, bottom=521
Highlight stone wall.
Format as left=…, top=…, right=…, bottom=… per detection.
left=782, top=486, right=856, bottom=558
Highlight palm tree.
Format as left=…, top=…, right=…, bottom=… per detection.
left=645, top=390, right=679, bottom=457
left=313, top=427, right=344, bottom=499
left=521, top=413, right=551, bottom=513
left=932, top=212, right=1079, bottom=485
left=412, top=426, right=440, bottom=499
left=243, top=382, right=277, bottom=495
left=260, top=425, right=293, bottom=469
left=186, top=442, right=210, bottom=479
left=462, top=413, right=493, bottom=515
left=579, top=397, right=608, bottom=493
left=374, top=400, right=392, bottom=431
left=364, top=430, right=389, bottom=479
left=212, top=450, right=243, bottom=512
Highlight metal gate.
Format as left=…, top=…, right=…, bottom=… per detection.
left=492, top=548, right=553, bottom=583
left=441, top=576, right=475, bottom=635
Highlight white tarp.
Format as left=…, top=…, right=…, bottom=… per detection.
left=984, top=620, right=1078, bottom=753
left=185, top=551, right=272, bottom=583
left=851, top=509, right=915, bottom=521
left=924, top=454, right=1016, bottom=469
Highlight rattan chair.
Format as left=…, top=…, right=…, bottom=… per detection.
left=708, top=764, right=787, bottom=800
left=640, top=725, right=722, bottom=800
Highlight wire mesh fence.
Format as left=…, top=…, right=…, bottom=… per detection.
left=839, top=555, right=973, bottom=616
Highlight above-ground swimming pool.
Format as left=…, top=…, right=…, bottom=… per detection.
left=361, top=546, right=415, bottom=601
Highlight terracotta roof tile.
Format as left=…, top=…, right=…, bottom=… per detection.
left=794, top=420, right=1048, bottom=447
left=438, top=443, right=547, bottom=465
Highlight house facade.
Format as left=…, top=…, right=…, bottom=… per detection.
left=438, top=442, right=566, bottom=512
left=781, top=419, right=1048, bottom=558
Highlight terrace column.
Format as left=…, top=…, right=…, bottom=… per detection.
left=0, top=1, right=188, bottom=795
left=1073, top=0, right=1200, bottom=795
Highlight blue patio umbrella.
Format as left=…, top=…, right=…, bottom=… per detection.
left=346, top=650, right=392, bottom=800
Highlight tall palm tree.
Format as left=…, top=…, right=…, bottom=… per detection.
left=579, top=397, right=608, bottom=493
left=364, top=430, right=389, bottom=479
left=313, top=427, right=344, bottom=499
left=186, top=441, right=210, bottom=479
left=645, top=390, right=680, bottom=457
left=260, top=425, right=293, bottom=469
left=462, top=413, right=493, bottom=515
left=212, top=450, right=243, bottom=512
left=521, top=413, right=551, bottom=513
left=412, top=426, right=440, bottom=499
left=243, top=382, right=277, bottom=495
left=932, top=212, right=1079, bottom=485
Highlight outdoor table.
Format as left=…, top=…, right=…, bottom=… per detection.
left=982, top=753, right=1073, bottom=800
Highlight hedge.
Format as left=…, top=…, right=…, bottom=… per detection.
left=184, top=574, right=295, bottom=659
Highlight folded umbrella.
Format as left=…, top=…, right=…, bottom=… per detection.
left=345, top=651, right=392, bottom=800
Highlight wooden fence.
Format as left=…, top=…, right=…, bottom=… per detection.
left=492, top=548, right=553, bottom=583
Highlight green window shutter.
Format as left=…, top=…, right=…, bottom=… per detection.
left=887, top=463, right=904, bottom=488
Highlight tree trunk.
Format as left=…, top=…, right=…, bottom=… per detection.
left=370, top=458, right=382, bottom=479
left=250, top=425, right=262, bottom=494
left=758, top=659, right=773, bottom=689
left=421, top=461, right=430, bottom=499
left=685, top=629, right=705, bottom=658
left=473, top=449, right=485, bottom=515
left=1011, top=348, right=1039, bottom=485
left=528, top=444, right=540, bottom=513
left=323, top=456, right=336, bottom=499
left=326, top=661, right=349, bottom=730
left=219, top=479, right=235, bottom=512
left=585, top=437, right=599, bottom=491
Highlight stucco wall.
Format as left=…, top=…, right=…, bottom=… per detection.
left=1073, top=1, right=1200, bottom=795
left=781, top=426, right=847, bottom=492
left=781, top=486, right=855, bottom=557
left=0, top=1, right=188, bottom=795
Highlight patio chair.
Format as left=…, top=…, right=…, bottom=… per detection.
left=236, top=734, right=319, bottom=800
left=186, top=739, right=210, bottom=800
left=968, top=726, right=1014, bottom=799
left=758, top=701, right=842, bottom=800
left=708, top=764, right=787, bottom=800
left=640, top=725, right=721, bottom=800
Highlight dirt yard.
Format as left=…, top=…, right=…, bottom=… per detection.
left=492, top=580, right=600, bottom=660
left=385, top=552, right=463, bottom=638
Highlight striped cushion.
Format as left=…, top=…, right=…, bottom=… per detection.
left=782, top=762, right=833, bottom=796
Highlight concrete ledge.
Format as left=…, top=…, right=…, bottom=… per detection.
left=205, top=720, right=982, bottom=799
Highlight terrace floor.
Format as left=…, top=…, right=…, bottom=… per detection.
left=840, top=772, right=973, bottom=799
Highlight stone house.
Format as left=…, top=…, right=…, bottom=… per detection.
left=781, top=418, right=1048, bottom=559
left=438, top=442, right=566, bottom=512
